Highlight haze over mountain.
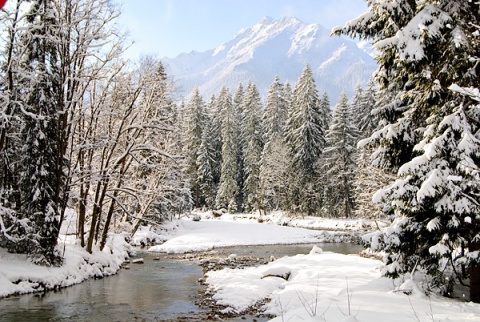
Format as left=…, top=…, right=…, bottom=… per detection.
left=163, top=16, right=377, bottom=103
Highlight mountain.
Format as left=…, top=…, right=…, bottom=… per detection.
left=163, top=16, right=377, bottom=103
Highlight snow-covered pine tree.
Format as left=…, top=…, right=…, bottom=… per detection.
left=215, top=88, right=239, bottom=212
left=18, top=0, right=63, bottom=265
left=283, top=81, right=292, bottom=109
left=263, top=77, right=288, bottom=142
left=242, top=81, right=264, bottom=212
left=285, top=65, right=326, bottom=215
left=323, top=92, right=359, bottom=218
left=356, top=80, right=378, bottom=138
left=210, top=93, right=223, bottom=189
left=233, top=83, right=246, bottom=210
left=196, top=110, right=217, bottom=209
left=259, top=76, right=290, bottom=211
left=184, top=87, right=206, bottom=208
left=319, top=92, right=332, bottom=134
left=351, top=80, right=392, bottom=219
left=334, top=0, right=480, bottom=300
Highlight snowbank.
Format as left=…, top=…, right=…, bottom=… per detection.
left=147, top=219, right=341, bottom=254
left=205, top=249, right=480, bottom=321
left=189, top=210, right=388, bottom=233
left=145, top=210, right=386, bottom=254
left=0, top=234, right=131, bottom=298
left=0, top=209, right=133, bottom=299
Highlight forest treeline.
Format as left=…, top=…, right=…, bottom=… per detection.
left=181, top=70, right=383, bottom=219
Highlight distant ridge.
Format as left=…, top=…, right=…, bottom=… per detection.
left=163, top=16, right=377, bottom=103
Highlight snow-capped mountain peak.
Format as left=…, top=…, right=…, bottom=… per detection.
left=163, top=16, right=377, bottom=102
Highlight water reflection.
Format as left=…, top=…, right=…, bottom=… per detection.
left=0, top=253, right=205, bottom=321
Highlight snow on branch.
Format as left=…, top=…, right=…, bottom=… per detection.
left=448, top=84, right=480, bottom=102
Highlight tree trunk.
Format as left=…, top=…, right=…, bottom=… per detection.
left=470, top=240, right=480, bottom=303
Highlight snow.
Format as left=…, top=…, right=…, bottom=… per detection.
left=148, top=220, right=322, bottom=254
left=0, top=210, right=131, bottom=298
left=449, top=84, right=480, bottom=101
left=147, top=211, right=385, bottom=254
left=375, top=4, right=451, bottom=62
left=0, top=235, right=130, bottom=298
left=426, top=216, right=441, bottom=231
left=1, top=210, right=479, bottom=321
left=164, top=16, right=376, bottom=104
left=205, top=247, right=480, bottom=321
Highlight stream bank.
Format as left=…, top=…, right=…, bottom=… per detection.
left=0, top=243, right=363, bottom=321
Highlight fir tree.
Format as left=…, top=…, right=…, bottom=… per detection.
left=259, top=76, right=290, bottom=211
left=184, top=87, right=206, bottom=208
left=323, top=92, right=359, bottom=218
left=215, top=88, right=239, bottom=212
left=263, top=76, right=288, bottom=142
left=319, top=92, right=332, bottom=135
left=143, top=61, right=191, bottom=222
left=356, top=80, right=378, bottom=138
left=233, top=83, right=246, bottom=210
left=285, top=65, right=327, bottom=215
left=19, top=0, right=63, bottom=265
left=196, top=112, right=217, bottom=209
left=210, top=93, right=223, bottom=188
left=335, top=0, right=480, bottom=300
left=242, top=81, right=264, bottom=212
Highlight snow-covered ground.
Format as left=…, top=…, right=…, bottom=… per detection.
left=1, top=210, right=479, bottom=322
left=206, top=249, right=480, bottom=321
left=146, top=210, right=383, bottom=254
left=0, top=210, right=132, bottom=298
left=144, top=211, right=480, bottom=321
left=148, top=220, right=327, bottom=254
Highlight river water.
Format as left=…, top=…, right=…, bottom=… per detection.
left=0, top=243, right=363, bottom=321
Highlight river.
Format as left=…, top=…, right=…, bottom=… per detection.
left=0, top=243, right=363, bottom=321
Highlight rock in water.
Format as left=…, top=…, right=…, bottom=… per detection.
left=309, top=245, right=323, bottom=255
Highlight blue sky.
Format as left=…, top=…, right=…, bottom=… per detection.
left=117, top=0, right=368, bottom=59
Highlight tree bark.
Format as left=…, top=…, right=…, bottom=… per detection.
left=470, top=240, right=480, bottom=303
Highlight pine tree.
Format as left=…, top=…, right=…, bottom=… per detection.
left=233, top=83, right=246, bottom=210
left=356, top=80, right=378, bottom=138
left=351, top=80, right=391, bottom=219
left=319, top=92, right=332, bottom=135
left=184, top=87, right=206, bottom=208
left=323, top=92, right=359, bottom=218
left=242, top=81, right=264, bottom=212
left=263, top=77, right=288, bottom=142
left=285, top=65, right=327, bottom=215
left=335, top=0, right=480, bottom=300
left=259, top=76, right=290, bottom=211
left=209, top=93, right=223, bottom=188
left=16, top=0, right=65, bottom=265
left=197, top=112, right=217, bottom=209
left=215, top=88, right=239, bottom=212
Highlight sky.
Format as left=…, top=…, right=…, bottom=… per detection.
left=117, top=0, right=368, bottom=59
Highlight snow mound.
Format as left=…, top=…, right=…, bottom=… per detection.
left=0, top=234, right=131, bottom=298
left=147, top=220, right=322, bottom=254
left=205, top=251, right=480, bottom=321
left=309, top=245, right=323, bottom=254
